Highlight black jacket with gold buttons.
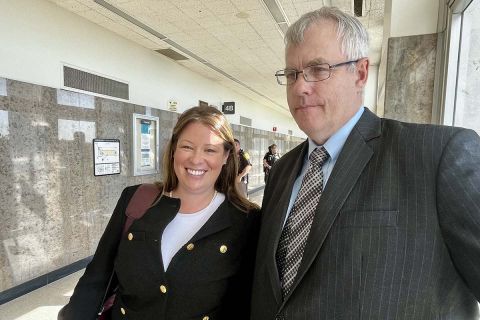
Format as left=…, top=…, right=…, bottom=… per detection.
left=59, top=185, right=260, bottom=320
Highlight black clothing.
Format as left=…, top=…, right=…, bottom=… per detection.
left=263, top=151, right=279, bottom=182
left=60, top=185, right=260, bottom=320
left=251, top=108, right=480, bottom=319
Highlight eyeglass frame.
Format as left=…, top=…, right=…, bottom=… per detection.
left=274, top=59, right=361, bottom=85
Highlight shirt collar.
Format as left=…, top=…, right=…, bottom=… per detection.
left=308, top=106, right=365, bottom=160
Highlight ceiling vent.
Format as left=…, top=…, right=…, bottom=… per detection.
left=155, top=48, right=189, bottom=61
left=63, top=66, right=129, bottom=100
left=354, top=0, right=364, bottom=17
left=240, top=116, right=252, bottom=127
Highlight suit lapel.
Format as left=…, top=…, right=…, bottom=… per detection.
left=190, top=200, right=232, bottom=243
left=281, top=109, right=381, bottom=303
left=143, top=197, right=232, bottom=244
left=137, top=196, right=180, bottom=277
left=139, top=197, right=232, bottom=278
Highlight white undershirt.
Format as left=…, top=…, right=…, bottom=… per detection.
left=161, top=192, right=226, bottom=270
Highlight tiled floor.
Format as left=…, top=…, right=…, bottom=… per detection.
left=0, top=270, right=83, bottom=320
left=0, top=190, right=264, bottom=320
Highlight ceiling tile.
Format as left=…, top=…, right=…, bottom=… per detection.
left=48, top=0, right=385, bottom=114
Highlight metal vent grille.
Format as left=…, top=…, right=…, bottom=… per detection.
left=63, top=66, right=129, bottom=100
left=156, top=49, right=189, bottom=61
left=240, top=116, right=252, bottom=127
left=354, top=0, right=363, bottom=17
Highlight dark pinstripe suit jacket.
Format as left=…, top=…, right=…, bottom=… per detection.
left=251, top=109, right=480, bottom=320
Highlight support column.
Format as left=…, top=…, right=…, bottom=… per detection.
left=377, top=0, right=442, bottom=124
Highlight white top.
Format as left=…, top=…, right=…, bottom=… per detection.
left=161, top=192, right=226, bottom=270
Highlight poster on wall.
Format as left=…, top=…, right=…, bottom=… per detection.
left=93, top=139, right=120, bottom=176
left=133, top=114, right=160, bottom=176
left=168, top=99, right=178, bottom=112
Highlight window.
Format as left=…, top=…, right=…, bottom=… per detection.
left=453, top=1, right=480, bottom=132
left=445, top=0, right=480, bottom=133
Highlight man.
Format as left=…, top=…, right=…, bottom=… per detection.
left=263, top=144, right=280, bottom=183
left=251, top=7, right=480, bottom=320
left=234, top=138, right=252, bottom=197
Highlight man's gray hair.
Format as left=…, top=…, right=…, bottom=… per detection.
left=285, top=7, right=369, bottom=61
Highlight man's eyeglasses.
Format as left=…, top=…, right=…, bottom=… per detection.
left=275, top=59, right=360, bottom=85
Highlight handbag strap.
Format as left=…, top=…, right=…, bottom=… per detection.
left=122, top=183, right=162, bottom=234
left=97, top=183, right=162, bottom=316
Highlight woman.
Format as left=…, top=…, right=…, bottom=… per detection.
left=59, top=106, right=260, bottom=320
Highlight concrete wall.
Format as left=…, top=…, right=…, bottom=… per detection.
left=0, top=77, right=303, bottom=293
left=377, top=0, right=442, bottom=119
left=384, top=34, right=438, bottom=123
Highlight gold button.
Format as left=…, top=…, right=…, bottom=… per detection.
left=203, top=316, right=209, bottom=320
left=120, top=307, right=126, bottom=315
left=160, top=285, right=167, bottom=293
left=186, top=243, right=194, bottom=251
left=127, top=233, right=133, bottom=241
left=220, top=245, right=228, bottom=253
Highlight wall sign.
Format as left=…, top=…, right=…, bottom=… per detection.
left=132, top=114, right=160, bottom=176
left=168, top=99, right=178, bottom=112
left=222, top=101, right=235, bottom=114
left=93, top=139, right=120, bottom=176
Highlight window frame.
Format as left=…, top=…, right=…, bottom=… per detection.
left=439, top=0, right=475, bottom=127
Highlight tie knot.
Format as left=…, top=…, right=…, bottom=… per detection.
left=310, top=146, right=329, bottom=167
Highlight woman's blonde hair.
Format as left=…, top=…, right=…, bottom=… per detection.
left=156, top=106, right=258, bottom=212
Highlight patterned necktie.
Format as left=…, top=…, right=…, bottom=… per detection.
left=276, top=146, right=330, bottom=298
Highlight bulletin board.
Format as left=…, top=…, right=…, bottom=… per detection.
left=132, top=114, right=160, bottom=176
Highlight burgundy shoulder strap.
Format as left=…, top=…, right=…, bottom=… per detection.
left=122, top=183, right=161, bottom=234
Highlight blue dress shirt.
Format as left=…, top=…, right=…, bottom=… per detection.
left=284, top=107, right=365, bottom=224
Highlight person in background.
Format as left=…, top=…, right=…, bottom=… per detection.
left=251, top=6, right=480, bottom=320
left=263, top=143, right=280, bottom=183
left=234, top=138, right=252, bottom=198
left=59, top=106, right=260, bottom=320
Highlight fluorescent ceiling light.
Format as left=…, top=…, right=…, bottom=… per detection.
left=261, top=0, right=290, bottom=37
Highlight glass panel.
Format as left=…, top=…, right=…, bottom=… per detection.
left=454, top=1, right=480, bottom=133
